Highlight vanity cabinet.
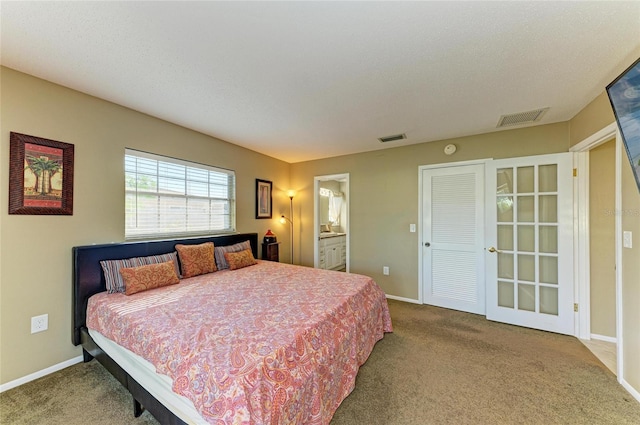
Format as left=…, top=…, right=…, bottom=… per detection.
left=319, top=235, right=346, bottom=270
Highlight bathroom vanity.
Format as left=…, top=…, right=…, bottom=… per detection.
left=319, top=233, right=346, bottom=271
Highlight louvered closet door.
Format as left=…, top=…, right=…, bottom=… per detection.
left=422, top=164, right=485, bottom=314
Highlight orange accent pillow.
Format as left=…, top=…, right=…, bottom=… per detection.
left=119, top=261, right=180, bottom=295
left=224, top=249, right=257, bottom=270
left=175, top=242, right=216, bottom=278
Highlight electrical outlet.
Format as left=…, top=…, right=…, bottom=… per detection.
left=623, top=231, right=632, bottom=248
left=31, top=314, right=48, bottom=334
left=383, top=266, right=389, bottom=275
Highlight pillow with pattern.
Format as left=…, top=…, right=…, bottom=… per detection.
left=119, top=261, right=180, bottom=295
left=175, top=242, right=216, bottom=278
left=224, top=248, right=258, bottom=270
left=214, top=240, right=252, bottom=270
left=101, top=252, right=180, bottom=294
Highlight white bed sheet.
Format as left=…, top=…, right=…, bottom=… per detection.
left=89, top=328, right=207, bottom=425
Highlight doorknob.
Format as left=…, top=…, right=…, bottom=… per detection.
left=424, top=242, right=431, bottom=247
left=487, top=246, right=501, bottom=253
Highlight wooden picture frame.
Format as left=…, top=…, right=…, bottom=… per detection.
left=255, top=179, right=272, bottom=219
left=9, top=132, right=74, bottom=215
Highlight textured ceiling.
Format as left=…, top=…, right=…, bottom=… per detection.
left=2, top=2, right=640, bottom=163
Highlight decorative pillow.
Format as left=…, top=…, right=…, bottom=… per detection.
left=119, top=261, right=180, bottom=296
left=175, top=242, right=216, bottom=278
left=224, top=248, right=257, bottom=270
left=101, top=252, right=180, bottom=294
left=214, top=240, right=252, bottom=270
left=133, top=252, right=181, bottom=276
left=101, top=258, right=134, bottom=294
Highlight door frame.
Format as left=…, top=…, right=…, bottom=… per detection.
left=570, top=121, right=623, bottom=378
left=418, top=159, right=490, bottom=305
left=313, top=173, right=350, bottom=272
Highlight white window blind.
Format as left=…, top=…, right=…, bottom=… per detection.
left=125, top=149, right=235, bottom=239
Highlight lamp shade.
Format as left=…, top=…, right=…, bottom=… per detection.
left=263, top=229, right=277, bottom=244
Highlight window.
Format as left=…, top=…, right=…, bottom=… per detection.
left=125, top=149, right=235, bottom=239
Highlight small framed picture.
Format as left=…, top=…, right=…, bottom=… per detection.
left=9, top=132, right=74, bottom=215
left=255, top=179, right=272, bottom=219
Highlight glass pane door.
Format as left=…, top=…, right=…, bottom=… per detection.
left=486, top=152, right=573, bottom=335
left=495, top=164, right=559, bottom=315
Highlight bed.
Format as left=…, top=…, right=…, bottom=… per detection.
left=72, top=233, right=392, bottom=424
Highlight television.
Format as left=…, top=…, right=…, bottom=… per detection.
left=606, top=57, right=640, bottom=193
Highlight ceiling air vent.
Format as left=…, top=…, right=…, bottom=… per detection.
left=378, top=133, right=406, bottom=143
left=497, top=108, right=549, bottom=128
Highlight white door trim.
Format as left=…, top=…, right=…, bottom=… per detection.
left=572, top=150, right=590, bottom=339
left=570, top=122, right=618, bottom=339
left=570, top=122, right=619, bottom=152
left=418, top=159, right=491, bottom=305
left=570, top=122, right=623, bottom=379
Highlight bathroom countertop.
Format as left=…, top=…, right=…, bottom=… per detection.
left=319, top=232, right=346, bottom=239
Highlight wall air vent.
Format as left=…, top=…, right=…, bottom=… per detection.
left=378, top=133, right=406, bottom=143
left=497, top=108, right=549, bottom=128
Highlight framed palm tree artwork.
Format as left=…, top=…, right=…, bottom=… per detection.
left=9, top=132, right=74, bottom=215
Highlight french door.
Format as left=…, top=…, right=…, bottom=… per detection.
left=485, top=153, right=574, bottom=335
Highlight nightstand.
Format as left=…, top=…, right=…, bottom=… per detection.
left=261, top=242, right=280, bottom=262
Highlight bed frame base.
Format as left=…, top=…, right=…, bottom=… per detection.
left=81, top=328, right=187, bottom=424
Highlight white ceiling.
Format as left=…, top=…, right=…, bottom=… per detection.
left=2, top=2, right=639, bottom=163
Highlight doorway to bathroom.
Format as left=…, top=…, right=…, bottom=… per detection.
left=314, top=173, right=349, bottom=272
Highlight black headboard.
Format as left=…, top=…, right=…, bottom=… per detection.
left=72, top=233, right=258, bottom=346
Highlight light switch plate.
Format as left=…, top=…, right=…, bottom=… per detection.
left=410, top=224, right=416, bottom=233
left=623, top=231, right=632, bottom=248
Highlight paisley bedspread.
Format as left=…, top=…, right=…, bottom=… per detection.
left=87, top=260, right=392, bottom=425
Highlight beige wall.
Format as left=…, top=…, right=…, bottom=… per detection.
left=569, top=90, right=640, bottom=396
left=589, top=139, right=616, bottom=338
left=0, top=67, right=291, bottom=384
left=569, top=92, right=615, bottom=147
left=291, top=123, right=570, bottom=300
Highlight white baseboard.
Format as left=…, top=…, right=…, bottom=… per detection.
left=0, top=355, right=83, bottom=393
left=385, top=294, right=421, bottom=304
left=620, top=377, right=640, bottom=404
left=591, top=333, right=617, bottom=344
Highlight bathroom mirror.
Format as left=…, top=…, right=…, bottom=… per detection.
left=318, top=181, right=345, bottom=233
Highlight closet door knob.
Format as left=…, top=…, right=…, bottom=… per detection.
left=424, top=242, right=431, bottom=247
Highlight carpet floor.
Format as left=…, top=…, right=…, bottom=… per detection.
left=2, top=300, right=639, bottom=424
